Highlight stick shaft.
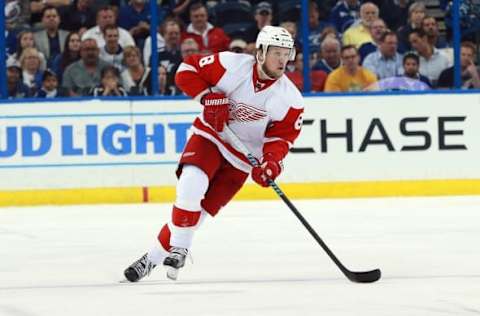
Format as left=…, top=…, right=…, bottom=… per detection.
left=223, top=127, right=351, bottom=275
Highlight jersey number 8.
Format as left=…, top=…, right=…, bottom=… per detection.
left=199, top=55, right=215, bottom=68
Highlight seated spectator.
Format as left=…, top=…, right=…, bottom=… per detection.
left=371, top=0, right=412, bottom=31
left=445, top=0, right=480, bottom=42
left=358, top=18, right=387, bottom=63
left=158, top=65, right=180, bottom=96
left=5, top=0, right=30, bottom=32
left=33, top=6, right=69, bottom=66
left=286, top=53, right=327, bottom=92
left=89, top=65, right=128, bottom=97
left=99, top=25, right=124, bottom=71
left=143, top=18, right=180, bottom=68
left=29, top=0, right=70, bottom=29
left=329, top=0, right=360, bottom=33
left=7, top=65, right=31, bottom=99
left=397, top=2, right=426, bottom=52
left=181, top=2, right=230, bottom=54
left=408, top=29, right=450, bottom=86
left=51, top=32, right=81, bottom=82
left=171, top=0, right=195, bottom=25
left=324, top=45, right=377, bottom=92
left=308, top=0, right=332, bottom=59
left=229, top=39, right=247, bottom=54
left=62, top=38, right=110, bottom=96
left=180, top=38, right=200, bottom=59
left=118, top=0, right=150, bottom=49
left=148, top=19, right=184, bottom=88
left=421, top=16, right=448, bottom=49
left=121, top=46, right=151, bottom=96
left=19, top=47, right=44, bottom=96
left=312, top=37, right=341, bottom=74
left=60, top=0, right=96, bottom=36
left=7, top=31, right=47, bottom=71
left=35, top=69, right=68, bottom=97
left=437, top=41, right=480, bottom=89
left=342, top=2, right=379, bottom=48
left=362, top=31, right=403, bottom=80
left=82, top=6, right=135, bottom=49
left=372, top=52, right=431, bottom=91
left=244, top=1, right=273, bottom=45
left=400, top=52, right=431, bottom=87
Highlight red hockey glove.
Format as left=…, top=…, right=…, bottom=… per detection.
left=251, top=153, right=282, bottom=187
left=200, top=92, right=230, bottom=132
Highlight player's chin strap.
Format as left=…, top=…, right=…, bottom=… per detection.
left=223, top=126, right=381, bottom=284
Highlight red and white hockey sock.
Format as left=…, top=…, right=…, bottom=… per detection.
left=168, top=164, right=210, bottom=249
left=169, top=206, right=208, bottom=249
left=148, top=224, right=172, bottom=265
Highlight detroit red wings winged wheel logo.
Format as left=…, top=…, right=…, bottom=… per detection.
left=229, top=101, right=267, bottom=123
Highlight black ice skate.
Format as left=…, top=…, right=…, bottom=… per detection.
left=124, top=253, right=156, bottom=282
left=163, top=247, right=188, bottom=280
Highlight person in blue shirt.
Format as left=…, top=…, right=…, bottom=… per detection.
left=329, top=0, right=360, bottom=33
left=36, top=69, right=68, bottom=98
left=118, top=0, right=151, bottom=49
left=358, top=18, right=386, bottom=63
left=312, top=36, right=342, bottom=74
left=7, top=66, right=31, bottom=99
left=308, top=1, right=332, bottom=56
left=374, top=52, right=431, bottom=91
left=362, top=31, right=403, bottom=80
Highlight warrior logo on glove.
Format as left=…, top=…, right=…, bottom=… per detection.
left=200, top=92, right=230, bottom=132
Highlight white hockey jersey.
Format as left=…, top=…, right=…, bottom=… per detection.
left=175, top=52, right=304, bottom=173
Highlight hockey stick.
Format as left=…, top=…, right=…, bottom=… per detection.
left=223, top=126, right=381, bottom=283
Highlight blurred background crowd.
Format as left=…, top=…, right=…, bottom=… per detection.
left=4, top=0, right=480, bottom=99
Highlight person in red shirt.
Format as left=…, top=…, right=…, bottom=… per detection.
left=181, top=2, right=230, bottom=54
left=124, top=26, right=304, bottom=282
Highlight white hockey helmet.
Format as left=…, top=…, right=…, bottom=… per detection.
left=255, top=25, right=296, bottom=62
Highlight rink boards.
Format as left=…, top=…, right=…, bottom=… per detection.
left=0, top=92, right=479, bottom=206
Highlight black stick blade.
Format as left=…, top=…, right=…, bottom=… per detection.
left=347, top=269, right=381, bottom=283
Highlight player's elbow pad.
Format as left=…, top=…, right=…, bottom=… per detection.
left=175, top=70, right=209, bottom=98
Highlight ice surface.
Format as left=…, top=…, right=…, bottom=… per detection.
left=1, top=196, right=480, bottom=316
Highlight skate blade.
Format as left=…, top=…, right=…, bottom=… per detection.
left=166, top=267, right=179, bottom=280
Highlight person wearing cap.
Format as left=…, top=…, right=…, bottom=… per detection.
left=244, top=1, right=273, bottom=45
left=181, top=2, right=230, bottom=54
left=229, top=38, right=247, bottom=53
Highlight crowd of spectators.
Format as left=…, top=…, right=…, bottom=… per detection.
left=4, top=0, right=480, bottom=99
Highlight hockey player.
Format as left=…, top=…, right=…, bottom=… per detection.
left=124, top=26, right=304, bottom=282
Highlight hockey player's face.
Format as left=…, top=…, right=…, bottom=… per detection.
left=263, top=46, right=291, bottom=78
